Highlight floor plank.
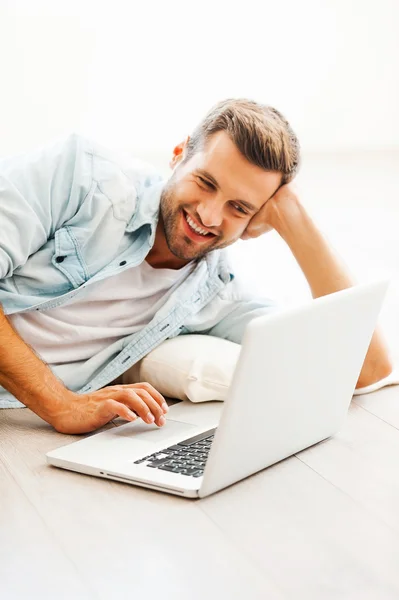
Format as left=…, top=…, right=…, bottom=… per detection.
left=198, top=454, right=399, bottom=600
left=296, top=402, right=399, bottom=535
left=0, top=409, right=284, bottom=600
left=353, top=384, right=399, bottom=430
left=0, top=457, right=94, bottom=600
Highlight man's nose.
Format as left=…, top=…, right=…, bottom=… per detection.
left=197, top=200, right=223, bottom=228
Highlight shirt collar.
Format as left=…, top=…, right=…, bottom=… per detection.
left=126, top=179, right=164, bottom=237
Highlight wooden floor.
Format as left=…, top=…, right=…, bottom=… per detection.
left=1, top=151, right=399, bottom=599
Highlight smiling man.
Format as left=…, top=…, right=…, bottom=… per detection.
left=147, top=129, right=282, bottom=269
left=0, top=99, right=392, bottom=433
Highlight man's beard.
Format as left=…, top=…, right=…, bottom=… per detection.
left=159, top=180, right=224, bottom=262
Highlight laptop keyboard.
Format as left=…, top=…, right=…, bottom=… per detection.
left=133, top=428, right=216, bottom=478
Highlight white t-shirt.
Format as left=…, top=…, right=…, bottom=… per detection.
left=9, top=259, right=194, bottom=368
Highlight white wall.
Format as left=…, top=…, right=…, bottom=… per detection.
left=0, top=0, right=398, bottom=157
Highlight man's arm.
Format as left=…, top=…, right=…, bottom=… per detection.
left=0, top=304, right=75, bottom=423
left=0, top=305, right=168, bottom=432
left=243, top=184, right=393, bottom=388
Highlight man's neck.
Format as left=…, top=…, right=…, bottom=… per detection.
left=145, top=251, right=190, bottom=270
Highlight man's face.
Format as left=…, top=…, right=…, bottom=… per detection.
left=159, top=131, right=282, bottom=263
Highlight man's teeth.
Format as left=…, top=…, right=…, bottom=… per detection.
left=185, top=213, right=210, bottom=236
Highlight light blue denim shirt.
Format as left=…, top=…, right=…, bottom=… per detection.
left=0, top=133, right=276, bottom=408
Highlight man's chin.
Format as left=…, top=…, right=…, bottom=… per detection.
left=169, top=246, right=203, bottom=261
left=168, top=240, right=216, bottom=262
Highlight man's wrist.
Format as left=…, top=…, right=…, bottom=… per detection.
left=269, top=194, right=306, bottom=240
left=17, top=377, right=77, bottom=426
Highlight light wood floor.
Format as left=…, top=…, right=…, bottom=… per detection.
left=1, top=151, right=399, bottom=599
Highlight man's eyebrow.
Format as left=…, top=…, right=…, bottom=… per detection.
left=195, top=169, right=258, bottom=212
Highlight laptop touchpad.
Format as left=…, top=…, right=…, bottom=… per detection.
left=114, top=418, right=198, bottom=445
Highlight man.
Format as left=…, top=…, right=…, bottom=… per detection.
left=0, top=99, right=392, bottom=434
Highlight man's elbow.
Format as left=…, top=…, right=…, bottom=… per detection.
left=355, top=356, right=394, bottom=389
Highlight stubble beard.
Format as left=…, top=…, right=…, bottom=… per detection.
left=159, top=182, right=224, bottom=262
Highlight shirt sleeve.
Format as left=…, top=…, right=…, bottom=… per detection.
left=181, top=274, right=279, bottom=344
left=0, top=133, right=93, bottom=280
left=205, top=295, right=279, bottom=344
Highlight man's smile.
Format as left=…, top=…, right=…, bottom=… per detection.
left=181, top=209, right=217, bottom=243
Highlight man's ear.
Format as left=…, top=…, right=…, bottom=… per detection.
left=169, top=135, right=190, bottom=169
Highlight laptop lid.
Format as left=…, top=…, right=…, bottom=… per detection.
left=199, top=280, right=389, bottom=498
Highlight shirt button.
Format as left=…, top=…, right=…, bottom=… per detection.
left=56, top=256, right=66, bottom=263
left=119, top=260, right=127, bottom=266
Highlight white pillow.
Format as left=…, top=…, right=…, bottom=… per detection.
left=120, top=335, right=241, bottom=402
left=119, top=334, right=399, bottom=402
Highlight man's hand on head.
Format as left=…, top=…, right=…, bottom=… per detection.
left=240, top=182, right=300, bottom=240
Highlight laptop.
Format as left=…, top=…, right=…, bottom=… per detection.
left=46, top=280, right=389, bottom=498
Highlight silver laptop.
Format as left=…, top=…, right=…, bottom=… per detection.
left=46, top=280, right=389, bottom=498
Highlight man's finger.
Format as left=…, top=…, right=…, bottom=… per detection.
left=114, top=389, right=158, bottom=424
left=98, top=398, right=137, bottom=422
left=123, top=382, right=168, bottom=411
left=133, top=389, right=166, bottom=426
left=241, top=223, right=274, bottom=240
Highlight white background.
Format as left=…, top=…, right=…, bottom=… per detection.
left=1, top=0, right=398, bottom=356
left=0, top=0, right=398, bottom=155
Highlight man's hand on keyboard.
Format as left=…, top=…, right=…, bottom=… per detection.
left=51, top=382, right=168, bottom=435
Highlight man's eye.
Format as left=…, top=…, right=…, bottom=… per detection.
left=198, top=176, right=214, bottom=190
left=232, top=203, right=248, bottom=215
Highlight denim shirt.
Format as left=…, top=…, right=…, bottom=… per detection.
left=0, top=133, right=275, bottom=408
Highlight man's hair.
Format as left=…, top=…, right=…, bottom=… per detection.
left=185, top=98, right=300, bottom=185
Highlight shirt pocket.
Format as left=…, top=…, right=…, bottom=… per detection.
left=12, top=228, right=88, bottom=296
left=51, top=225, right=89, bottom=288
